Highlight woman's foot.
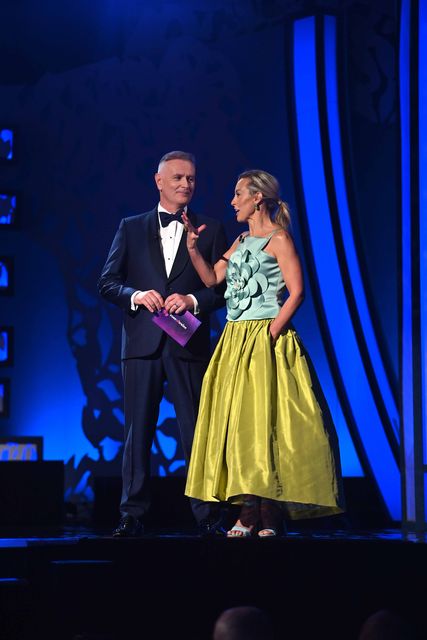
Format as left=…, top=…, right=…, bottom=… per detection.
left=258, top=527, right=279, bottom=537
left=227, top=496, right=260, bottom=537
left=259, top=499, right=284, bottom=537
left=227, top=520, right=255, bottom=537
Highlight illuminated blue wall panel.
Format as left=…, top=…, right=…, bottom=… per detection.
left=400, top=0, right=415, bottom=522
left=0, top=257, right=13, bottom=295
left=0, top=128, right=13, bottom=160
left=0, top=328, right=11, bottom=365
left=399, top=0, right=427, bottom=529
left=324, top=16, right=399, bottom=442
left=0, top=194, right=16, bottom=225
left=0, top=261, right=9, bottom=288
left=0, top=333, right=8, bottom=362
left=296, top=303, right=364, bottom=477
left=420, top=0, right=427, bottom=470
left=293, top=16, right=400, bottom=519
left=419, top=0, right=427, bottom=521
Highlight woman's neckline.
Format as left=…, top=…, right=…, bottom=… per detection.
left=246, top=228, right=281, bottom=238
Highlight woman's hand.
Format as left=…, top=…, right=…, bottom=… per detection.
left=182, top=212, right=207, bottom=250
left=269, top=320, right=282, bottom=344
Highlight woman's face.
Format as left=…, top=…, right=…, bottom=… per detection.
left=231, top=178, right=258, bottom=223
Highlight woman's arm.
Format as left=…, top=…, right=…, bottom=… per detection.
left=268, top=231, right=305, bottom=341
left=182, top=212, right=240, bottom=287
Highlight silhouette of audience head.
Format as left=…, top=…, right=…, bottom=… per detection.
left=358, top=609, right=416, bottom=640
left=213, top=606, right=276, bottom=640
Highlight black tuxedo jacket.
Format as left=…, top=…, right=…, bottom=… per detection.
left=98, top=207, right=228, bottom=361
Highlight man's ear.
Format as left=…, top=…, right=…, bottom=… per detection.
left=154, top=173, right=162, bottom=191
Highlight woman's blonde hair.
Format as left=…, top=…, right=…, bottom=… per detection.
left=238, top=169, right=291, bottom=230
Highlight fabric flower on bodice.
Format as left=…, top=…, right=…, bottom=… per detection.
left=225, top=248, right=269, bottom=320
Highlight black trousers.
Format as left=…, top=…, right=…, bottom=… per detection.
left=120, top=341, right=217, bottom=524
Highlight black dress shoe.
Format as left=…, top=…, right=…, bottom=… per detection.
left=198, top=519, right=227, bottom=537
left=112, top=515, right=144, bottom=537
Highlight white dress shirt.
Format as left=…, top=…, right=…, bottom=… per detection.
left=158, top=203, right=185, bottom=277
left=130, top=205, right=199, bottom=312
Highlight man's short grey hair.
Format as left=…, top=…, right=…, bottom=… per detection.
left=158, top=150, right=196, bottom=171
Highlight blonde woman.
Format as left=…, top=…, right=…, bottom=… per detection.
left=183, top=170, right=344, bottom=537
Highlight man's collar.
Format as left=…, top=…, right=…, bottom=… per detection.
left=158, top=203, right=188, bottom=215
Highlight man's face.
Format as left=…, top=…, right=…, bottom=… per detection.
left=155, top=159, right=196, bottom=211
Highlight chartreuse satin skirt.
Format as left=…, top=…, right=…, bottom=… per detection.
left=185, top=319, right=344, bottom=519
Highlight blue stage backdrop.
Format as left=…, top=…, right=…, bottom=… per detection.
left=0, top=1, right=398, bottom=514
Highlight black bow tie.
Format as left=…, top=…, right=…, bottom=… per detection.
left=159, top=208, right=184, bottom=228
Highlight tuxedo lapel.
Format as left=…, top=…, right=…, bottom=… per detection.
left=167, top=229, right=189, bottom=282
left=146, top=209, right=167, bottom=279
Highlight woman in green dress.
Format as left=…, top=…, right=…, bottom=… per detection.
left=182, top=169, right=344, bottom=537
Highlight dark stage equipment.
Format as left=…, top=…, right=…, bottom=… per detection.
left=0, top=461, right=64, bottom=525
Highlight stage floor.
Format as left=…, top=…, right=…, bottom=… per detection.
left=1, top=524, right=426, bottom=640
left=0, top=524, right=425, bottom=545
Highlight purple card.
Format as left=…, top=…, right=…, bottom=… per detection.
left=152, top=308, right=201, bottom=347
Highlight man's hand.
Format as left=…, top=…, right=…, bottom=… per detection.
left=135, top=290, right=164, bottom=312
left=164, top=294, right=194, bottom=314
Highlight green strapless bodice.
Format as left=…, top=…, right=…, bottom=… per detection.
left=225, top=233, right=285, bottom=321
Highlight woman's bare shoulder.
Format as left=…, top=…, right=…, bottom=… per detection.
left=269, top=229, right=297, bottom=255
left=271, top=228, right=293, bottom=244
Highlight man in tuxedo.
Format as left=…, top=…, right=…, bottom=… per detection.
left=98, top=151, right=228, bottom=536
